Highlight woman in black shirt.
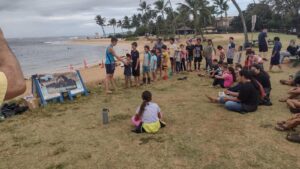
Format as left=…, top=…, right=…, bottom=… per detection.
left=207, top=69, right=260, bottom=113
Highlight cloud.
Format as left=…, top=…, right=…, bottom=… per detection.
left=0, top=0, right=252, bottom=38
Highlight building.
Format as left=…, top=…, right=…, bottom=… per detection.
left=215, top=16, right=234, bottom=30
left=176, top=26, right=195, bottom=35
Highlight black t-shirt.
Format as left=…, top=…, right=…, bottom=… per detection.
left=131, top=50, right=139, bottom=67
left=255, top=72, right=271, bottom=89
left=186, top=45, right=194, bottom=56
left=238, top=82, right=259, bottom=112
left=287, top=46, right=298, bottom=56
left=194, top=44, right=203, bottom=58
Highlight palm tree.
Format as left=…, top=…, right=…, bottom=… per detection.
left=95, top=15, right=106, bottom=37
left=231, top=0, right=249, bottom=43
left=122, top=16, right=131, bottom=32
left=154, top=0, right=166, bottom=19
left=117, top=20, right=124, bottom=35
left=131, top=14, right=141, bottom=28
left=214, top=0, right=229, bottom=31
left=178, top=0, right=212, bottom=36
left=138, top=1, right=151, bottom=15
left=108, top=18, right=117, bottom=36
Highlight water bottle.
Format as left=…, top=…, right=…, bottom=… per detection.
left=102, top=108, right=109, bottom=124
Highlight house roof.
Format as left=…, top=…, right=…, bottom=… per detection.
left=176, top=26, right=194, bottom=31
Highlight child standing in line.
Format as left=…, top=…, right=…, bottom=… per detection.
left=217, top=45, right=226, bottom=62
left=180, top=44, right=187, bottom=71
left=169, top=38, right=177, bottom=73
left=162, top=45, right=169, bottom=80
left=227, top=37, right=236, bottom=65
left=142, top=45, right=151, bottom=84
left=175, top=49, right=181, bottom=73
left=131, top=42, right=140, bottom=87
left=124, top=54, right=132, bottom=88
left=193, top=38, right=203, bottom=71
left=150, top=49, right=158, bottom=82
left=203, top=39, right=216, bottom=71
left=156, top=48, right=163, bottom=79
left=186, top=40, right=194, bottom=72
left=131, top=91, right=166, bottom=134
left=237, top=45, right=243, bottom=64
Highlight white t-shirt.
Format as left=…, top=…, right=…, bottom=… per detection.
left=136, top=102, right=161, bottom=123
left=169, top=44, right=177, bottom=58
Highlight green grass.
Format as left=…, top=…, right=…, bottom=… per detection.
left=0, top=33, right=299, bottom=169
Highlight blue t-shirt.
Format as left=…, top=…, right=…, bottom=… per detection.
left=272, top=41, right=282, bottom=56
left=150, top=55, right=158, bottom=70
left=258, top=32, right=267, bottom=46
left=105, top=45, right=115, bottom=64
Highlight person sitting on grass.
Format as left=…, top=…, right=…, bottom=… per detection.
left=280, top=70, right=300, bottom=86
left=279, top=87, right=300, bottom=103
left=209, top=59, right=223, bottom=78
left=131, top=91, right=166, bottom=134
left=206, top=69, right=260, bottom=113
left=212, top=63, right=235, bottom=88
left=0, top=28, right=26, bottom=104
left=251, top=64, right=272, bottom=105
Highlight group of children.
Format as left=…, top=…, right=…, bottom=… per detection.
left=122, top=37, right=244, bottom=89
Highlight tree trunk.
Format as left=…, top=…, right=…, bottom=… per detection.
left=113, top=26, right=116, bottom=36
left=101, top=26, right=106, bottom=38
left=231, top=0, right=249, bottom=44
left=225, top=11, right=228, bottom=33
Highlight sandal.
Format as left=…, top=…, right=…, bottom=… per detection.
left=287, top=133, right=300, bottom=143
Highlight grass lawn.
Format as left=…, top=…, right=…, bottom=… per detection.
left=0, top=33, right=300, bottom=169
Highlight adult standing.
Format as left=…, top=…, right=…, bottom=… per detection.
left=0, top=28, right=26, bottom=103
left=269, top=37, right=282, bottom=71
left=104, top=37, right=124, bottom=94
left=258, top=28, right=268, bottom=60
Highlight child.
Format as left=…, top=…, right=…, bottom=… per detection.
left=180, top=44, right=187, bottom=71
left=194, top=38, right=203, bottom=71
left=175, top=49, right=181, bottom=73
left=217, top=45, right=225, bottom=62
left=237, top=45, right=243, bottom=64
left=124, top=54, right=132, bottom=88
left=150, top=50, right=157, bottom=81
left=131, top=91, right=166, bottom=133
left=156, top=48, right=163, bottom=79
left=142, top=45, right=151, bottom=84
left=212, top=63, right=235, bottom=88
left=131, top=42, right=140, bottom=86
left=203, top=39, right=216, bottom=71
left=210, top=59, right=222, bottom=78
left=227, top=37, right=236, bottom=65
left=186, top=40, right=194, bottom=72
left=169, top=38, right=177, bottom=73
left=162, top=45, right=169, bottom=80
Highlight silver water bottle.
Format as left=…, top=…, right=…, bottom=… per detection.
left=102, top=108, right=109, bottom=124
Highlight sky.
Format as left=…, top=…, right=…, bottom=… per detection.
left=0, top=0, right=252, bottom=38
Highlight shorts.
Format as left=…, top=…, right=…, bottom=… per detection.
left=259, top=44, right=268, bottom=52
left=194, top=57, right=202, bottom=63
left=188, top=56, right=194, bottom=62
left=227, top=58, right=234, bottom=64
left=132, top=66, right=140, bottom=77
left=143, top=66, right=150, bottom=73
left=162, top=65, right=168, bottom=71
left=105, top=64, right=115, bottom=74
left=150, top=68, right=157, bottom=72
left=170, top=57, right=175, bottom=64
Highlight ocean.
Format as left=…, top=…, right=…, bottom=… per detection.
left=7, top=37, right=114, bottom=78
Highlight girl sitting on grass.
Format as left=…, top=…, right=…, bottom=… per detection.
left=212, top=63, right=236, bottom=88
left=131, top=91, right=166, bottom=133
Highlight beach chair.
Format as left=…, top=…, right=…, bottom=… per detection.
left=32, top=75, right=64, bottom=106
left=66, top=70, right=88, bottom=101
